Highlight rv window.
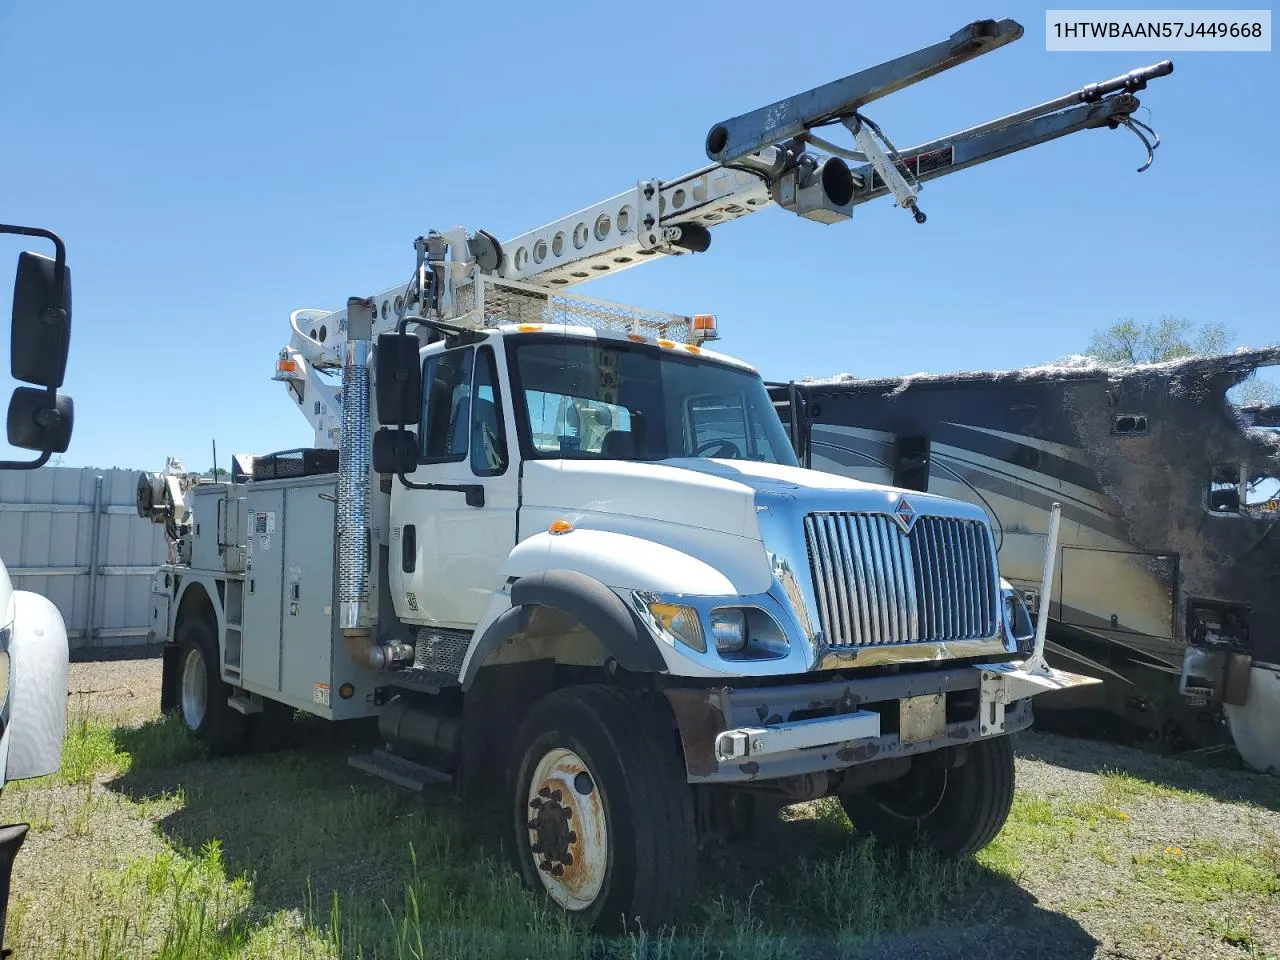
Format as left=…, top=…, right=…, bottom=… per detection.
left=1112, top=415, right=1149, bottom=436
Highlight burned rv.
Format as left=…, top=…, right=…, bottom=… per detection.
left=771, top=348, right=1280, bottom=774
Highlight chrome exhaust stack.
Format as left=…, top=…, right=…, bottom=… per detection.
left=337, top=297, right=411, bottom=669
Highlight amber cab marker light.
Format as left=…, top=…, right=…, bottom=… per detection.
left=549, top=519, right=574, bottom=535
left=339, top=682, right=355, bottom=700
left=276, top=358, right=299, bottom=374
left=517, top=324, right=543, bottom=332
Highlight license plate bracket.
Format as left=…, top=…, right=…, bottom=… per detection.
left=900, top=693, right=946, bottom=744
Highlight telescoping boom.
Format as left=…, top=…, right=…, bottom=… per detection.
left=274, top=18, right=1172, bottom=448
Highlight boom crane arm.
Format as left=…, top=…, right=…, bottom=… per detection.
left=275, top=18, right=1173, bottom=448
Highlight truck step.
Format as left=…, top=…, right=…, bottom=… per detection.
left=388, top=666, right=460, bottom=694
left=348, top=749, right=453, bottom=792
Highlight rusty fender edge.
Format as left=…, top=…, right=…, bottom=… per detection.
left=663, top=667, right=1034, bottom=784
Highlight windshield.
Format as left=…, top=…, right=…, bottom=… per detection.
left=508, top=336, right=799, bottom=466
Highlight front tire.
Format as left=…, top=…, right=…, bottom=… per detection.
left=175, top=618, right=247, bottom=755
left=509, top=685, right=696, bottom=933
left=840, top=735, right=1015, bottom=857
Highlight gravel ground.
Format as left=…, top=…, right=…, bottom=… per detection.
left=7, top=656, right=1279, bottom=960
left=66, top=651, right=164, bottom=723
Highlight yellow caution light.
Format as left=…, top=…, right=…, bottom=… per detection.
left=517, top=324, right=544, bottom=332
left=627, top=334, right=646, bottom=343
left=548, top=519, right=574, bottom=535
left=276, top=358, right=299, bottom=375
left=684, top=344, right=701, bottom=355
left=657, top=339, right=676, bottom=349
left=691, top=314, right=719, bottom=343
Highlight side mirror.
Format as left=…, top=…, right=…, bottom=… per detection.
left=375, top=333, right=422, bottom=426
left=11, top=250, right=72, bottom=388
left=0, top=225, right=74, bottom=470
left=373, top=428, right=419, bottom=474
left=7, top=388, right=73, bottom=453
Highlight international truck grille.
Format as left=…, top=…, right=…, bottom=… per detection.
left=803, top=513, right=998, bottom=647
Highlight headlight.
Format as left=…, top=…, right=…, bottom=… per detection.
left=647, top=601, right=705, bottom=653
left=1002, top=588, right=1035, bottom=648
left=709, top=608, right=747, bottom=653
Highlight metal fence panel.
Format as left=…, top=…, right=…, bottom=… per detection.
left=0, top=466, right=166, bottom=650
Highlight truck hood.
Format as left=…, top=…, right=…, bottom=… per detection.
left=521, top=458, right=973, bottom=540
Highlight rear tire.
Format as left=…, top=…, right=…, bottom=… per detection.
left=175, top=617, right=247, bottom=755
left=509, top=685, right=696, bottom=933
left=839, top=735, right=1015, bottom=857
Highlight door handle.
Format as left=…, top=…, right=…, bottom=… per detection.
left=396, top=477, right=485, bottom=507
left=402, top=524, right=417, bottom=573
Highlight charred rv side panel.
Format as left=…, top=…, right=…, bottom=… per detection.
left=774, top=349, right=1280, bottom=764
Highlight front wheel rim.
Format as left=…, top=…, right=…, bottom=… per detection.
left=180, top=646, right=208, bottom=731
left=526, top=748, right=608, bottom=911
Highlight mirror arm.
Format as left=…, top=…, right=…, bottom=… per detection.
left=0, top=446, right=51, bottom=472
left=0, top=224, right=66, bottom=293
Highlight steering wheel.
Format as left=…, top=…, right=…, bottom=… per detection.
left=694, top=439, right=742, bottom=459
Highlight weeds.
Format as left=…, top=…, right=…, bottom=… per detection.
left=1132, top=844, right=1280, bottom=902
left=1100, top=768, right=1210, bottom=803
left=5, top=710, right=1280, bottom=959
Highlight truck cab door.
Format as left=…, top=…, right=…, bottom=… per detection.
left=390, top=343, right=518, bottom=629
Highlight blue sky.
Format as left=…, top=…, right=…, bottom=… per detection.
left=1, top=0, right=1275, bottom=472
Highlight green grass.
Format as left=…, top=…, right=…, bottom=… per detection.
left=1132, top=842, right=1280, bottom=903
left=6, top=708, right=202, bottom=794
left=1099, top=768, right=1210, bottom=803
left=7, top=716, right=1280, bottom=959
left=6, top=716, right=1015, bottom=960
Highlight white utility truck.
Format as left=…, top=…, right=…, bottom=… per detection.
left=0, top=223, right=76, bottom=951
left=139, top=20, right=1171, bottom=931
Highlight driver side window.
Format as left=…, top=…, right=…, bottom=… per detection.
left=420, top=347, right=474, bottom=463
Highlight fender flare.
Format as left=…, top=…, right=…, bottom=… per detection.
left=460, top=569, right=667, bottom=690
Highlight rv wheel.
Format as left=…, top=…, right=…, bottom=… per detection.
left=175, top=618, right=247, bottom=755
left=508, top=685, right=696, bottom=933
left=840, top=734, right=1015, bottom=857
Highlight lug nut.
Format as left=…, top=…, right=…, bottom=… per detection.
left=539, top=786, right=552, bottom=798
left=552, top=864, right=565, bottom=877
left=567, top=831, right=577, bottom=844
left=530, top=843, right=543, bottom=854
left=562, top=853, right=574, bottom=866
left=530, top=798, right=542, bottom=809
left=539, top=860, right=552, bottom=872
left=551, top=789, right=562, bottom=802
left=528, top=819, right=539, bottom=830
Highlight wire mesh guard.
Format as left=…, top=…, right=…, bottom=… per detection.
left=454, top=279, right=692, bottom=343
left=414, top=629, right=471, bottom=676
